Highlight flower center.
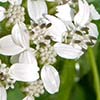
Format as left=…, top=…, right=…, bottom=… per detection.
left=39, top=45, right=57, bottom=65
left=6, top=5, right=25, bottom=25
left=30, top=22, right=57, bottom=65
left=23, top=80, right=45, bottom=97
left=63, top=27, right=97, bottom=52
left=0, top=60, right=15, bottom=89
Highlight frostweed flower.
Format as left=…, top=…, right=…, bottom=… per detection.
left=0, top=22, right=39, bottom=82
left=23, top=65, right=60, bottom=100
left=27, top=0, right=60, bottom=96
left=0, top=59, right=16, bottom=100
left=0, top=0, right=25, bottom=26
left=0, top=0, right=100, bottom=100
left=45, top=0, right=100, bottom=59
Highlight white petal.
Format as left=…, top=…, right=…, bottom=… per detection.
left=88, top=23, right=99, bottom=38
left=41, top=65, right=60, bottom=94
left=23, top=96, right=35, bottom=100
left=9, top=64, right=39, bottom=82
left=56, top=3, right=73, bottom=22
left=0, top=35, right=24, bottom=56
left=74, top=0, right=90, bottom=27
left=0, top=0, right=7, bottom=2
left=27, top=0, right=47, bottom=22
left=0, top=86, right=7, bottom=100
left=46, top=15, right=67, bottom=42
left=90, top=4, right=100, bottom=20
left=87, top=23, right=99, bottom=44
left=8, top=0, right=22, bottom=5
left=12, top=22, right=29, bottom=48
left=19, top=50, right=39, bottom=71
left=54, top=43, right=83, bottom=59
left=0, top=7, right=6, bottom=22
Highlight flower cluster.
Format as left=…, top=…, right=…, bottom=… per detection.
left=0, top=59, right=16, bottom=100
left=0, top=0, right=100, bottom=100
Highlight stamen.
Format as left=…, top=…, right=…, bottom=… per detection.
left=75, top=31, right=83, bottom=36
left=46, top=23, right=52, bottom=28
left=89, top=36, right=97, bottom=40
left=40, top=23, right=46, bottom=29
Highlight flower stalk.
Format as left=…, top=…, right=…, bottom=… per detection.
left=88, top=47, right=100, bottom=100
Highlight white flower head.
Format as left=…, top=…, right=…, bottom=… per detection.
left=0, top=60, right=16, bottom=100
left=0, top=60, right=16, bottom=90
left=0, top=0, right=25, bottom=25
left=23, top=65, right=60, bottom=99
left=45, top=0, right=100, bottom=59
left=0, top=22, right=39, bottom=82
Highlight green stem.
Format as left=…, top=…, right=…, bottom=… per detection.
left=88, top=47, right=100, bottom=100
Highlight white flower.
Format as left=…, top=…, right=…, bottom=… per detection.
left=27, top=0, right=67, bottom=43
left=9, top=51, right=39, bottom=82
left=41, top=65, right=60, bottom=94
left=27, top=3, right=61, bottom=92
left=0, top=22, right=39, bottom=82
left=27, top=2, right=60, bottom=93
left=0, top=22, right=29, bottom=56
left=56, top=0, right=100, bottom=27
left=45, top=15, right=83, bottom=59
left=0, top=60, right=16, bottom=100
left=0, top=0, right=25, bottom=25
left=45, top=0, right=100, bottom=59
left=23, top=65, right=60, bottom=100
